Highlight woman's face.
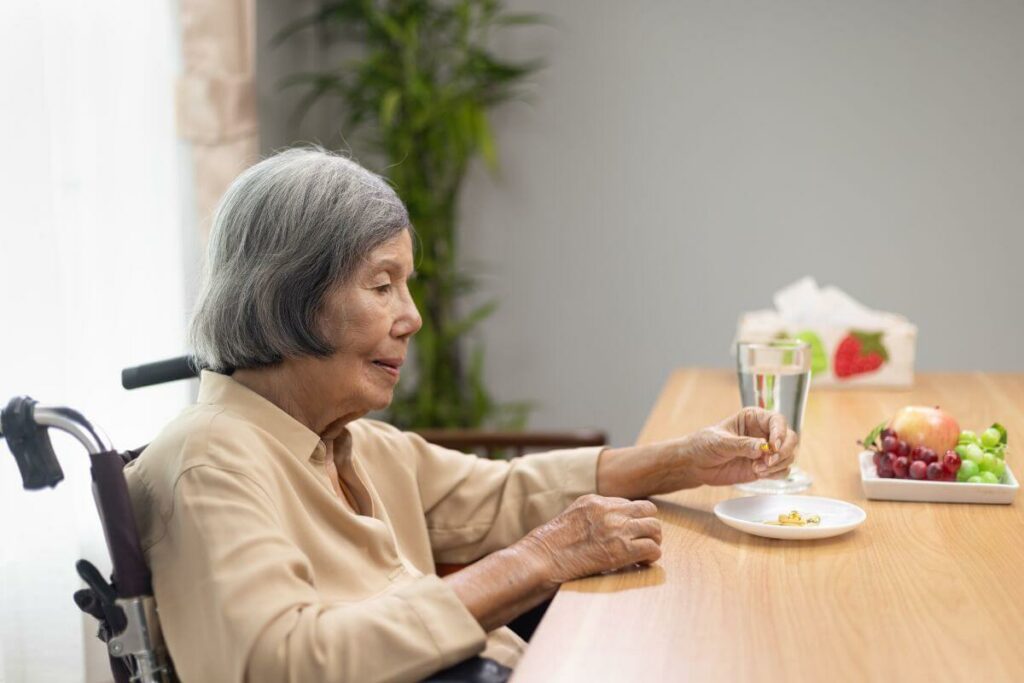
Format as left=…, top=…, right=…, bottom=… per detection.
left=307, top=229, right=421, bottom=422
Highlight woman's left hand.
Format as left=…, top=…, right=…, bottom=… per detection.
left=682, top=407, right=799, bottom=487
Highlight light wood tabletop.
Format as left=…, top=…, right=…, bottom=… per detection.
left=512, top=369, right=1024, bottom=683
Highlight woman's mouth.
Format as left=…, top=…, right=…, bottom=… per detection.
left=371, top=359, right=402, bottom=379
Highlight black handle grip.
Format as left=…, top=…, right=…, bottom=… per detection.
left=76, top=559, right=120, bottom=608
left=121, top=355, right=198, bottom=390
left=1, top=396, right=65, bottom=489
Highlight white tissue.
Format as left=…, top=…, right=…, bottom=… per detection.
left=771, top=277, right=893, bottom=330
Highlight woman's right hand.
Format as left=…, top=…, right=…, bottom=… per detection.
left=520, top=494, right=662, bottom=588
left=444, top=494, right=661, bottom=632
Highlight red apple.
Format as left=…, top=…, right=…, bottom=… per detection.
left=888, top=406, right=960, bottom=456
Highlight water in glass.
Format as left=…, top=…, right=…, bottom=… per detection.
left=737, top=366, right=810, bottom=434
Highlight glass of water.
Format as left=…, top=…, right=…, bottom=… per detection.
left=734, top=340, right=812, bottom=494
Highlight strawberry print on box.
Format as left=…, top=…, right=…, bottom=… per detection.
left=834, top=331, right=889, bottom=379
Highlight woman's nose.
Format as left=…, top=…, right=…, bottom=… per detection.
left=394, top=294, right=422, bottom=338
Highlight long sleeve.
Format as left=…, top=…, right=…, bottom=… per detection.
left=404, top=432, right=603, bottom=564
left=149, top=464, right=487, bottom=683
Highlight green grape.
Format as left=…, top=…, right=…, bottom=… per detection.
left=957, top=460, right=980, bottom=482
left=989, top=458, right=1006, bottom=480
left=958, top=430, right=980, bottom=446
left=991, top=444, right=1006, bottom=460
left=963, top=444, right=984, bottom=463
left=955, top=444, right=971, bottom=459
left=981, top=428, right=1002, bottom=449
left=967, top=475, right=984, bottom=483
left=978, top=471, right=1000, bottom=484
left=979, top=452, right=998, bottom=472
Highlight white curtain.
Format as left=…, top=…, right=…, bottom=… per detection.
left=0, top=1, right=192, bottom=681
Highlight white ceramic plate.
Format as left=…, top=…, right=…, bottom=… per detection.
left=713, top=495, right=867, bottom=540
left=859, top=450, right=1019, bottom=504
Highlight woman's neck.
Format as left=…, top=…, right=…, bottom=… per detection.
left=231, top=362, right=359, bottom=441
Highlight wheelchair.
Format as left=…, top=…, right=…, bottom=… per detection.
left=1, top=357, right=512, bottom=683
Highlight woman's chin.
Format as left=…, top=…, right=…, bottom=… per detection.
left=369, top=387, right=395, bottom=413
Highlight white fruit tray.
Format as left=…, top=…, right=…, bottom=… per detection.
left=859, top=451, right=1019, bottom=504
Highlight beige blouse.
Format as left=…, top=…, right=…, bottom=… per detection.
left=124, top=371, right=601, bottom=682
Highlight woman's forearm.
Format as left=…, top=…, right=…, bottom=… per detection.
left=443, top=543, right=557, bottom=633
left=596, top=435, right=702, bottom=499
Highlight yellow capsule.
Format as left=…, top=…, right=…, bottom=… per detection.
left=763, top=509, right=820, bottom=526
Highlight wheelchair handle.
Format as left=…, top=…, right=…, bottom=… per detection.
left=121, top=355, right=198, bottom=390
left=2, top=396, right=150, bottom=596
left=2, top=397, right=112, bottom=488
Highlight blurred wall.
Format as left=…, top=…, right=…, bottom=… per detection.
left=256, top=0, right=334, bottom=153
left=259, top=1, right=1024, bottom=445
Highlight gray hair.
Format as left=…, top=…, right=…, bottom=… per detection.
left=189, top=147, right=410, bottom=372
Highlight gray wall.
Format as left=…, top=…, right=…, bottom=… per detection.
left=259, top=1, right=1024, bottom=446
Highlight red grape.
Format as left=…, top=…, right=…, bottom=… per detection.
left=910, top=446, right=926, bottom=462
left=920, top=448, right=938, bottom=465
left=943, top=450, right=961, bottom=474
left=909, top=460, right=927, bottom=480
left=881, top=428, right=897, bottom=440
left=893, top=456, right=910, bottom=478
left=926, top=462, right=943, bottom=480
left=896, top=440, right=911, bottom=459
left=872, top=450, right=884, bottom=468
left=878, top=457, right=895, bottom=478
left=882, top=436, right=899, bottom=454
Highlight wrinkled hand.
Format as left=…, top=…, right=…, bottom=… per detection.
left=521, top=494, right=662, bottom=587
left=686, top=407, right=799, bottom=486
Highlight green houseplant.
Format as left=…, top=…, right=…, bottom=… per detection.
left=277, top=0, right=544, bottom=429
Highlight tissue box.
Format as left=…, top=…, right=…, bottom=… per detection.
left=735, top=278, right=918, bottom=388
left=735, top=312, right=917, bottom=387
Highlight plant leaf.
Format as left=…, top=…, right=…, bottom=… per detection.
left=474, top=108, right=498, bottom=170
left=270, top=0, right=367, bottom=46
left=494, top=12, right=550, bottom=27
left=443, top=300, right=497, bottom=340
left=380, top=88, right=401, bottom=128
left=862, top=421, right=887, bottom=450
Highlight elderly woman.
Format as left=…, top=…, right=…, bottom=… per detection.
left=124, top=148, right=797, bottom=683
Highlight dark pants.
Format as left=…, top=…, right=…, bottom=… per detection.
left=423, top=599, right=552, bottom=682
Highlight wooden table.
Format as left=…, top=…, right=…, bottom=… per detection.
left=513, top=369, right=1024, bottom=682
